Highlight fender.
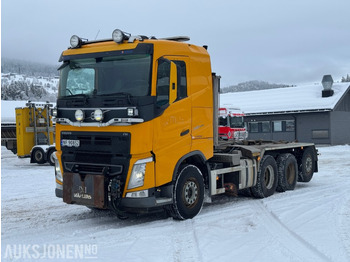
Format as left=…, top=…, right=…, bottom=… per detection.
left=172, top=150, right=210, bottom=182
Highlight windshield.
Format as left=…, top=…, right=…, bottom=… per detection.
left=229, top=116, right=244, bottom=128
left=58, top=54, right=152, bottom=98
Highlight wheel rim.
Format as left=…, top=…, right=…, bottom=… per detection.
left=183, top=179, right=199, bottom=208
left=287, top=163, right=296, bottom=184
left=264, top=166, right=275, bottom=189
left=35, top=150, right=43, bottom=161
left=305, top=155, right=313, bottom=174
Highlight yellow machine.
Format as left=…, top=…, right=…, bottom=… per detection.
left=54, top=30, right=318, bottom=219
left=16, top=102, right=56, bottom=165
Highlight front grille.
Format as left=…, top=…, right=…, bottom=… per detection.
left=61, top=131, right=131, bottom=177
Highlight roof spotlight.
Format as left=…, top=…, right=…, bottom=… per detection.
left=112, top=29, right=127, bottom=44
left=70, top=35, right=82, bottom=48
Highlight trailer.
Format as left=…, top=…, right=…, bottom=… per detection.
left=53, top=29, right=318, bottom=220
left=15, top=101, right=56, bottom=165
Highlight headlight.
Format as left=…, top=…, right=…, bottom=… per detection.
left=127, top=157, right=153, bottom=189
left=75, top=109, right=84, bottom=121
left=94, top=109, right=103, bottom=121
left=70, top=35, right=82, bottom=48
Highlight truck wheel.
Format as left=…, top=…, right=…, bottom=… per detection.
left=47, top=148, right=56, bottom=166
left=251, top=155, right=278, bottom=198
left=32, top=148, right=46, bottom=164
left=276, top=153, right=297, bottom=192
left=298, top=147, right=315, bottom=182
left=170, top=165, right=204, bottom=220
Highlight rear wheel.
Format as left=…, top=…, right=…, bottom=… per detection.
left=276, top=153, right=298, bottom=192
left=169, top=165, right=204, bottom=220
left=251, top=155, right=278, bottom=198
left=32, top=148, right=46, bottom=164
left=298, top=147, right=315, bottom=182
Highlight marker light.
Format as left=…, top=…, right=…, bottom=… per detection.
left=70, top=35, right=82, bottom=48
left=112, top=29, right=126, bottom=43
left=75, top=109, right=85, bottom=121
left=94, top=109, right=103, bottom=121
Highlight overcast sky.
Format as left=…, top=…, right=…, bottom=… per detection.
left=2, top=0, right=350, bottom=87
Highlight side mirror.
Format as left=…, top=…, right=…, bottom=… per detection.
left=169, top=61, right=178, bottom=104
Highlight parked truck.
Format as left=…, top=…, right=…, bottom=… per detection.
left=218, top=106, right=248, bottom=140
left=54, top=30, right=318, bottom=220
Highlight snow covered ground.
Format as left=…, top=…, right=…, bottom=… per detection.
left=1, top=145, right=350, bottom=261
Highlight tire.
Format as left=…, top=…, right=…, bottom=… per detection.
left=32, top=148, right=46, bottom=164
left=47, top=148, right=56, bottom=166
left=276, top=153, right=298, bottom=192
left=251, top=155, right=278, bottom=198
left=169, top=165, right=204, bottom=220
left=298, top=147, right=315, bottom=182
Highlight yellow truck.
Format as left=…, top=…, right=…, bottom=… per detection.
left=54, top=29, right=318, bottom=219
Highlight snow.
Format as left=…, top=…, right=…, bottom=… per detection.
left=220, top=83, right=350, bottom=115
left=2, top=145, right=350, bottom=261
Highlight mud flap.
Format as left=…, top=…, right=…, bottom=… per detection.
left=63, top=173, right=106, bottom=209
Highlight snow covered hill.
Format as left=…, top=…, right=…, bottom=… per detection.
left=1, top=145, right=350, bottom=261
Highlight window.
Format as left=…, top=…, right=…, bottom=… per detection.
left=312, top=130, right=329, bottom=139
left=59, top=55, right=152, bottom=98
left=261, top=121, right=270, bottom=133
left=219, top=116, right=228, bottom=126
left=273, top=121, right=282, bottom=132
left=173, top=61, right=187, bottom=100
left=286, top=120, right=295, bottom=132
left=156, top=59, right=170, bottom=106
left=249, top=122, right=259, bottom=133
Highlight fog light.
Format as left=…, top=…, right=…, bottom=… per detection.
left=70, top=35, right=82, bottom=48
left=126, top=190, right=149, bottom=198
left=94, top=109, right=103, bottom=121
left=75, top=109, right=84, bottom=121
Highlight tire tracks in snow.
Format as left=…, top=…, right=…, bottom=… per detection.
left=171, top=219, right=202, bottom=262
left=252, top=200, right=331, bottom=262
left=338, top=197, right=350, bottom=262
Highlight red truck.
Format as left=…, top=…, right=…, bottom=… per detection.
left=218, top=107, right=248, bottom=140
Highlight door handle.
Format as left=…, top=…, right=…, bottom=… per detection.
left=180, top=129, right=190, bottom=137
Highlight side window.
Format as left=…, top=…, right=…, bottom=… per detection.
left=156, top=59, right=170, bottom=106
left=173, top=61, right=187, bottom=100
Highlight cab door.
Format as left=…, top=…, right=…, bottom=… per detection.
left=153, top=56, right=191, bottom=186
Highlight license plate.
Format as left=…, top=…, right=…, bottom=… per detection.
left=61, top=139, right=80, bottom=147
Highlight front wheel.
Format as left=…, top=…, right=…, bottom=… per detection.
left=169, top=165, right=204, bottom=220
